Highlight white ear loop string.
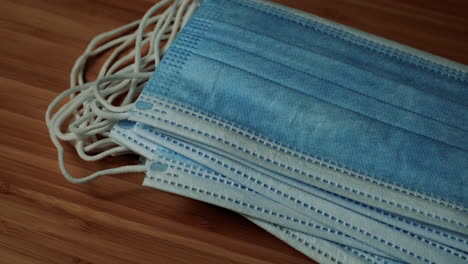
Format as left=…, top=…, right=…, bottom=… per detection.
left=46, top=0, right=200, bottom=183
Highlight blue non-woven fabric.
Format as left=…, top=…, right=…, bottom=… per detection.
left=132, top=0, right=468, bottom=206
left=110, top=120, right=409, bottom=264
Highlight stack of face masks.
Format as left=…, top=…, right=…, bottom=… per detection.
left=47, top=0, right=468, bottom=263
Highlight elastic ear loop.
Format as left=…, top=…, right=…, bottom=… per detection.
left=62, top=30, right=165, bottom=144
left=71, top=1, right=189, bottom=142
left=71, top=16, right=159, bottom=87
left=47, top=75, right=153, bottom=183
left=70, top=31, right=155, bottom=139
left=46, top=87, right=146, bottom=183
left=70, top=14, right=164, bottom=126
left=48, top=74, right=150, bottom=144
left=67, top=0, right=193, bottom=121
left=70, top=0, right=192, bottom=131
left=76, top=39, right=160, bottom=143
left=69, top=75, right=150, bottom=137
left=66, top=68, right=153, bottom=160
left=46, top=0, right=198, bottom=183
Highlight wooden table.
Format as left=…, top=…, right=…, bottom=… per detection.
left=1, top=0, right=467, bottom=263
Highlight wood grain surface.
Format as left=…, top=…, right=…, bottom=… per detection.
left=1, top=0, right=467, bottom=263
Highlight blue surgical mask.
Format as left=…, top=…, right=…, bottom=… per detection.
left=45, top=0, right=468, bottom=262
left=111, top=120, right=407, bottom=264
left=128, top=0, right=468, bottom=224
left=109, top=0, right=468, bottom=263
left=131, top=121, right=468, bottom=250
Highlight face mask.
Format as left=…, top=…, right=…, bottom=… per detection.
left=113, top=0, right=468, bottom=263
left=131, top=122, right=468, bottom=250
left=46, top=0, right=468, bottom=263
left=128, top=0, right=467, bottom=225
left=127, top=0, right=467, bottom=229
left=111, top=120, right=406, bottom=264
left=112, top=120, right=468, bottom=264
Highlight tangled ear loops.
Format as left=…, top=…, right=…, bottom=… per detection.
left=46, top=0, right=200, bottom=183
